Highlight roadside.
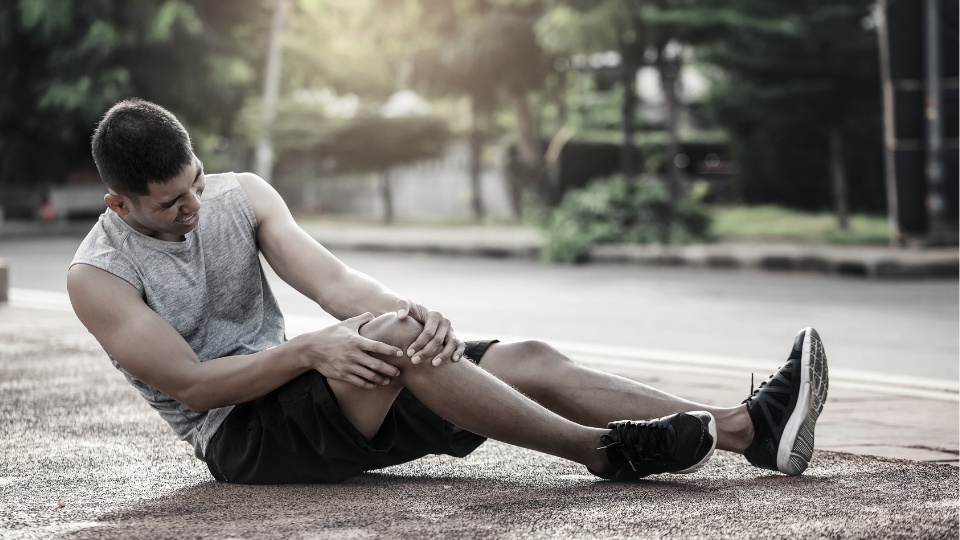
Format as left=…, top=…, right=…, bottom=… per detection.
left=295, top=220, right=959, bottom=279
left=2, top=215, right=957, bottom=279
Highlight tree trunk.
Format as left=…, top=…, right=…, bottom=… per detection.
left=620, top=63, right=637, bottom=182
left=875, top=0, right=901, bottom=245
left=467, top=99, right=486, bottom=221
left=508, top=90, right=542, bottom=219
left=655, top=48, right=682, bottom=204
left=378, top=169, right=394, bottom=223
left=828, top=126, right=849, bottom=230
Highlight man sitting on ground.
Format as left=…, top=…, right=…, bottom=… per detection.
left=68, top=98, right=829, bottom=484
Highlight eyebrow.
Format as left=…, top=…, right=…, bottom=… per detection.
left=158, top=162, right=204, bottom=207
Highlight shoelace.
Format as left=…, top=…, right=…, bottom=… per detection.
left=600, top=422, right=671, bottom=472
left=743, top=370, right=776, bottom=405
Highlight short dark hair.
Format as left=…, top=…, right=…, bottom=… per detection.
left=91, top=98, right=194, bottom=197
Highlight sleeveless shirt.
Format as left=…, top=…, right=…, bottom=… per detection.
left=70, top=172, right=286, bottom=459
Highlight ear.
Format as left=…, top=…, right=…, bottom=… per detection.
left=104, top=192, right=131, bottom=216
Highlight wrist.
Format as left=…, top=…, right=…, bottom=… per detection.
left=287, top=334, right=316, bottom=372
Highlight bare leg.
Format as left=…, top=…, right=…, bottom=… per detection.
left=479, top=341, right=754, bottom=453
left=325, top=314, right=611, bottom=473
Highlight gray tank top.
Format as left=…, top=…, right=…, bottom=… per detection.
left=70, top=172, right=286, bottom=459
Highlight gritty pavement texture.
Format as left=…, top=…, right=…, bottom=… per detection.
left=1, top=305, right=958, bottom=539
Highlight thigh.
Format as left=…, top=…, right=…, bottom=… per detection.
left=475, top=340, right=576, bottom=398
left=327, top=377, right=403, bottom=441
left=206, top=372, right=403, bottom=484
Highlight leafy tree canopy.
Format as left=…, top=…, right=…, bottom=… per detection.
left=0, top=0, right=266, bottom=188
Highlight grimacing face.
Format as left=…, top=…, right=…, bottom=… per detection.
left=108, top=157, right=206, bottom=242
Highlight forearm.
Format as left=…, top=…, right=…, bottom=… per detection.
left=180, top=338, right=310, bottom=412
left=321, top=267, right=403, bottom=320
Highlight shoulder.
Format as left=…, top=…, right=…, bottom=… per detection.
left=70, top=213, right=143, bottom=293
left=234, top=172, right=292, bottom=224
left=234, top=172, right=271, bottom=197
left=201, top=172, right=241, bottom=200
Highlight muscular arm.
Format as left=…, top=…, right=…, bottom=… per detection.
left=237, top=173, right=465, bottom=364
left=68, top=265, right=402, bottom=413
left=236, top=172, right=401, bottom=319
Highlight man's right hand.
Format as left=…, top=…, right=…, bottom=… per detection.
left=297, top=312, right=404, bottom=389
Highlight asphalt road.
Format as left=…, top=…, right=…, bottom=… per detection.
left=1, top=305, right=957, bottom=539
left=2, top=236, right=957, bottom=382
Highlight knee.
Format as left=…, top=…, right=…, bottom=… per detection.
left=359, top=312, right=422, bottom=357
left=511, top=340, right=575, bottom=375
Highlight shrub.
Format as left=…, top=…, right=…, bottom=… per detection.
left=539, top=175, right=713, bottom=263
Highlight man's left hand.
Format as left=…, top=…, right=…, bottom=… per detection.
left=395, top=299, right=465, bottom=366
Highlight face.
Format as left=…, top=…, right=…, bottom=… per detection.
left=107, top=157, right=206, bottom=242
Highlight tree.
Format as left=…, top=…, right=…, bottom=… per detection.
left=257, top=100, right=451, bottom=223
left=672, top=0, right=883, bottom=221
left=410, top=0, right=552, bottom=220
left=0, top=0, right=266, bottom=193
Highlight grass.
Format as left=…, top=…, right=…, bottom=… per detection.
left=293, top=205, right=892, bottom=246
left=710, top=204, right=891, bottom=245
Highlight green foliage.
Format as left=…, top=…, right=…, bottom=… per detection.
left=539, top=175, right=713, bottom=263
left=243, top=99, right=451, bottom=178
left=711, top=204, right=890, bottom=245
left=411, top=0, right=550, bottom=110
left=0, top=0, right=265, bottom=189
left=688, top=0, right=884, bottom=212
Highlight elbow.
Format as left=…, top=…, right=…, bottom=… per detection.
left=176, top=386, right=216, bottom=414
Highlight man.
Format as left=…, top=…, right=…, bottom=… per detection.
left=68, top=98, right=828, bottom=484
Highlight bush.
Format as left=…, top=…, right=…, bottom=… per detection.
left=539, top=175, right=713, bottom=263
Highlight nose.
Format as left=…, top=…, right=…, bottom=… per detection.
left=181, top=189, right=202, bottom=214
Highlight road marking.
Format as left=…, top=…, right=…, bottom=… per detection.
left=10, top=290, right=957, bottom=402
left=287, top=314, right=959, bottom=402
left=8, top=287, right=74, bottom=312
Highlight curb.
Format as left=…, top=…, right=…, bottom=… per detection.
left=315, top=238, right=959, bottom=279
left=587, top=243, right=959, bottom=278
left=2, top=220, right=956, bottom=279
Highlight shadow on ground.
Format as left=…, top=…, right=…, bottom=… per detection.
left=1, top=307, right=957, bottom=539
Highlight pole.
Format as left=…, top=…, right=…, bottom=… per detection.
left=254, top=0, right=289, bottom=184
left=923, top=0, right=945, bottom=240
left=875, top=0, right=901, bottom=245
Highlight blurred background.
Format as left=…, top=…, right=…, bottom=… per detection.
left=0, top=0, right=956, bottom=256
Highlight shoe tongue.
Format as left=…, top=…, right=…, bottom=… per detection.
left=640, top=422, right=675, bottom=456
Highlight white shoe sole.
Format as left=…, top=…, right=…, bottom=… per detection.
left=776, top=328, right=829, bottom=475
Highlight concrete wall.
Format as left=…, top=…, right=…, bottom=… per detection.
left=284, top=141, right=516, bottom=222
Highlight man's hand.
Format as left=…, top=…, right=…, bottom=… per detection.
left=396, top=299, right=465, bottom=367
left=299, top=313, right=404, bottom=388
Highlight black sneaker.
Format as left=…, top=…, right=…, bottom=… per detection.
left=743, top=327, right=829, bottom=476
left=590, top=411, right=717, bottom=481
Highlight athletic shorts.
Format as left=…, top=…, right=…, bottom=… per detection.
left=204, top=339, right=499, bottom=484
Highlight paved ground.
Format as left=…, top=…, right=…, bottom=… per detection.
left=1, top=303, right=957, bottom=539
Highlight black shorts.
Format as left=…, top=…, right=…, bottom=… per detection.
left=204, top=340, right=499, bottom=484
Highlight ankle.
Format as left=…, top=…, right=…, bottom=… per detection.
left=582, top=429, right=612, bottom=473
left=715, top=405, right=754, bottom=453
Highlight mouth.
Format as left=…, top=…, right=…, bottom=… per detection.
left=175, top=213, right=198, bottom=225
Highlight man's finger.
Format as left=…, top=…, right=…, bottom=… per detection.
left=395, top=298, right=411, bottom=319
left=421, top=319, right=452, bottom=363
left=352, top=365, right=391, bottom=386
left=452, top=340, right=466, bottom=362
left=344, top=312, right=374, bottom=330
left=359, top=336, right=404, bottom=360
left=432, top=334, right=460, bottom=367
left=408, top=312, right=442, bottom=361
left=346, top=374, right=377, bottom=389
left=355, top=346, right=402, bottom=376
